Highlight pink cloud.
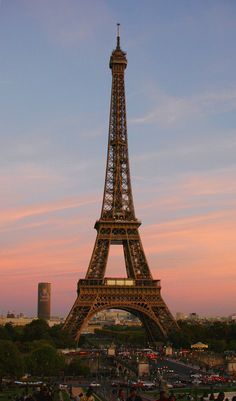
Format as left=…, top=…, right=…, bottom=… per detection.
left=1, top=168, right=235, bottom=317
left=138, top=168, right=236, bottom=214
left=0, top=195, right=98, bottom=227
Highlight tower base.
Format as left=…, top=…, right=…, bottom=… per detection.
left=63, top=278, right=178, bottom=343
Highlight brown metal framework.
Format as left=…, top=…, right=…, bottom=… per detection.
left=63, top=29, right=179, bottom=343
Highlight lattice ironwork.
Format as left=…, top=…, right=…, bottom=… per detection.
left=64, top=280, right=177, bottom=342
left=63, top=28, right=179, bottom=343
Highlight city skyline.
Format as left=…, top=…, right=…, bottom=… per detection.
left=0, top=1, right=236, bottom=317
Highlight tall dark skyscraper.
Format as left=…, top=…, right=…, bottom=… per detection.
left=37, top=282, right=51, bottom=320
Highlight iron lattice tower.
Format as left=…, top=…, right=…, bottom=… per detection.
left=63, top=27, right=179, bottom=343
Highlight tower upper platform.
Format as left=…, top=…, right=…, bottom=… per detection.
left=109, top=24, right=127, bottom=69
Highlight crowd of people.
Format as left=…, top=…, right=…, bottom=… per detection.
left=71, top=386, right=236, bottom=401
left=115, top=387, right=236, bottom=401
left=13, top=385, right=58, bottom=401
left=114, top=387, right=236, bottom=401
left=11, top=384, right=236, bottom=401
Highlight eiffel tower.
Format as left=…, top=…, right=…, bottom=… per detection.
left=63, top=26, right=179, bottom=343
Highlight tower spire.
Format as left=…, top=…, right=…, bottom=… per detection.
left=116, top=23, right=120, bottom=49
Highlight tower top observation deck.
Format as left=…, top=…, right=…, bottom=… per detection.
left=110, top=23, right=127, bottom=69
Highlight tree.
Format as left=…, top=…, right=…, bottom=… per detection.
left=228, top=339, right=236, bottom=351
left=27, top=344, right=65, bottom=377
left=19, top=339, right=56, bottom=354
left=0, top=327, right=8, bottom=341
left=210, top=339, right=227, bottom=353
left=4, top=323, right=20, bottom=341
left=49, top=324, right=75, bottom=348
left=66, top=356, right=90, bottom=377
left=22, top=319, right=51, bottom=342
left=0, top=340, right=24, bottom=379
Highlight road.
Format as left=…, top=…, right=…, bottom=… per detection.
left=150, top=357, right=201, bottom=381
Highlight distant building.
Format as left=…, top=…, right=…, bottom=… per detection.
left=176, top=312, right=187, bottom=320
left=229, top=313, right=236, bottom=321
left=37, top=282, right=51, bottom=320
left=108, top=343, right=116, bottom=356
left=227, top=356, right=236, bottom=375
left=0, top=316, right=35, bottom=326
left=0, top=316, right=64, bottom=327
left=138, top=361, right=150, bottom=377
left=189, top=312, right=199, bottom=321
left=7, top=311, right=15, bottom=318
left=165, top=345, right=173, bottom=356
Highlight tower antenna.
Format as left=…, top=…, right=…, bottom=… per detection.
left=116, top=23, right=120, bottom=48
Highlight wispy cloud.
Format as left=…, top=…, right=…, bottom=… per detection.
left=0, top=164, right=63, bottom=185
left=144, top=208, right=236, bottom=238
left=0, top=196, right=98, bottom=227
left=0, top=225, right=94, bottom=278
left=0, top=214, right=92, bottom=234
left=133, top=131, right=236, bottom=164
left=130, top=87, right=236, bottom=126
left=136, top=167, right=236, bottom=215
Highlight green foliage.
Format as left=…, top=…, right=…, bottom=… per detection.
left=98, top=320, right=236, bottom=352
left=210, top=339, right=227, bottom=353
left=0, top=326, right=8, bottom=340
left=12, top=320, right=75, bottom=349
left=228, top=339, right=236, bottom=351
left=26, top=344, right=65, bottom=377
left=22, top=319, right=51, bottom=342
left=94, top=326, right=146, bottom=346
left=65, top=356, right=90, bottom=377
left=169, top=329, right=192, bottom=349
left=173, top=321, right=236, bottom=352
left=0, top=319, right=75, bottom=356
left=17, top=339, right=53, bottom=354
left=0, top=318, right=235, bottom=381
left=0, top=340, right=24, bottom=378
left=49, top=324, right=75, bottom=348
left=0, top=324, right=20, bottom=342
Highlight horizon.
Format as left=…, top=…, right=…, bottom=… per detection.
left=1, top=308, right=235, bottom=320
left=0, top=1, right=236, bottom=318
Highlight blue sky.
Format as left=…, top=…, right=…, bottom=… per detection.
left=0, top=0, right=236, bottom=317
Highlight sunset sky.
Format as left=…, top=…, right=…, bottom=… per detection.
left=0, top=1, right=236, bottom=318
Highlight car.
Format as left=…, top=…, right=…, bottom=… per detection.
left=59, top=384, right=68, bottom=390
left=142, top=381, right=156, bottom=390
left=90, top=382, right=101, bottom=388
left=173, top=382, right=186, bottom=388
left=191, top=379, right=202, bottom=385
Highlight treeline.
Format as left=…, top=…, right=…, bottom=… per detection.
left=0, top=320, right=89, bottom=380
left=94, top=325, right=146, bottom=346
left=0, top=319, right=74, bottom=350
left=94, top=321, right=236, bottom=352
left=1, top=319, right=236, bottom=380
left=170, top=320, right=236, bottom=352
left=2, top=319, right=235, bottom=353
